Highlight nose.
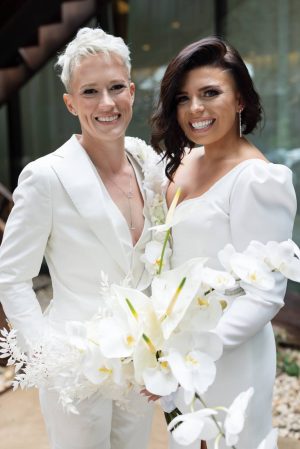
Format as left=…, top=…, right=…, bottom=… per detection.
left=99, top=90, right=115, bottom=108
left=190, top=97, right=205, bottom=113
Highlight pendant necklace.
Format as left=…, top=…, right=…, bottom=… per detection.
left=96, top=162, right=135, bottom=230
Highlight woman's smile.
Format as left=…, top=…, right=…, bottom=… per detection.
left=95, top=114, right=121, bottom=124
left=190, top=118, right=215, bottom=131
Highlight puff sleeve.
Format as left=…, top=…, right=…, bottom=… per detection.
left=0, top=160, right=52, bottom=350
left=215, top=161, right=297, bottom=349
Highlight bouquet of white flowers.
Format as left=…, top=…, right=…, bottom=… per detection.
left=1, top=189, right=300, bottom=448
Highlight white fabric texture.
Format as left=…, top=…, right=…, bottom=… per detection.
left=0, top=134, right=154, bottom=449
left=169, top=159, right=297, bottom=449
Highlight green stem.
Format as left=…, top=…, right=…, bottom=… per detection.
left=157, top=228, right=171, bottom=275
left=196, top=394, right=237, bottom=449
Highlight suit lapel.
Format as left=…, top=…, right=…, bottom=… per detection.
left=50, top=135, right=130, bottom=274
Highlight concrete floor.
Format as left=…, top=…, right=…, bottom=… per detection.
left=0, top=388, right=299, bottom=449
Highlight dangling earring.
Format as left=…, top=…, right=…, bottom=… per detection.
left=238, top=109, right=242, bottom=138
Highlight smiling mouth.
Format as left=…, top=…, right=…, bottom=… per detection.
left=191, top=119, right=214, bottom=130
left=95, top=114, right=120, bottom=122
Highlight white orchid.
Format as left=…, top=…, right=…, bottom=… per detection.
left=218, top=244, right=237, bottom=274
left=178, top=290, right=224, bottom=333
left=163, top=331, right=223, bottom=399
left=201, top=267, right=236, bottom=292
left=257, top=428, right=278, bottom=449
left=167, top=408, right=219, bottom=446
left=230, top=253, right=274, bottom=290
left=264, top=240, right=300, bottom=281
left=223, top=387, right=254, bottom=446
left=82, top=346, right=123, bottom=385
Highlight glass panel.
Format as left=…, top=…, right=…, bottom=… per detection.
left=128, top=0, right=215, bottom=141
left=226, top=0, right=300, bottom=291
left=20, top=56, right=80, bottom=167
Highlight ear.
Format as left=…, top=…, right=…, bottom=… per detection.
left=63, top=93, right=77, bottom=116
left=236, top=94, right=244, bottom=113
left=129, top=82, right=135, bottom=104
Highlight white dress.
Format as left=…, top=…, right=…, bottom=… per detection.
left=170, top=159, right=297, bottom=449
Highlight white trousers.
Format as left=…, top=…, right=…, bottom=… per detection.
left=39, top=388, right=154, bottom=449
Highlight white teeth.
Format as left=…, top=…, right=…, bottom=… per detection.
left=192, top=119, right=213, bottom=129
left=96, top=115, right=118, bottom=122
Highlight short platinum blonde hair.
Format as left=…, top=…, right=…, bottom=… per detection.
left=56, top=27, right=131, bottom=91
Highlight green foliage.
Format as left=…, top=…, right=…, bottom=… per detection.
left=277, top=349, right=300, bottom=377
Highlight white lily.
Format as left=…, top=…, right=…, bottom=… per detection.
left=167, top=409, right=219, bottom=446
left=94, top=285, right=153, bottom=358
left=133, top=336, right=178, bottom=396
left=151, top=258, right=207, bottom=339
left=150, top=187, right=182, bottom=233
left=257, top=428, right=278, bottom=449
left=230, top=253, right=274, bottom=290
left=223, top=387, right=254, bottom=446
left=164, top=331, right=223, bottom=398
left=141, top=240, right=171, bottom=274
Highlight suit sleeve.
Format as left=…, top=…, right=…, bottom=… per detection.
left=215, top=162, right=297, bottom=350
left=0, top=160, right=52, bottom=350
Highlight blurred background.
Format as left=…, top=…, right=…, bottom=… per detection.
left=0, top=2, right=299, bottom=445
left=0, top=0, right=299, bottom=302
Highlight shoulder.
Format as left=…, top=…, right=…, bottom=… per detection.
left=233, top=159, right=294, bottom=186
left=230, top=159, right=296, bottom=214
left=18, top=136, right=75, bottom=186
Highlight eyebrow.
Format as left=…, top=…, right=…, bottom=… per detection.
left=177, top=84, right=222, bottom=95
left=80, top=79, right=129, bottom=89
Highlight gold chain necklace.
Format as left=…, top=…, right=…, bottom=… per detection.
left=96, top=162, right=135, bottom=230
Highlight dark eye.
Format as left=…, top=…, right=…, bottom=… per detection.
left=110, top=84, right=126, bottom=92
left=203, top=89, right=220, bottom=98
left=82, top=88, right=97, bottom=95
left=176, top=95, right=189, bottom=105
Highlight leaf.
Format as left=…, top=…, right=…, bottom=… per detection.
left=284, top=361, right=300, bottom=377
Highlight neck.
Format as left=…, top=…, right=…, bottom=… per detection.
left=203, top=134, right=248, bottom=163
left=78, top=133, right=128, bottom=175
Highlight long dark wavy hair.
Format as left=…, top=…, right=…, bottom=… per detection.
left=151, top=36, right=263, bottom=180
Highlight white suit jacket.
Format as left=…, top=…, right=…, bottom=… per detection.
left=0, top=135, right=153, bottom=349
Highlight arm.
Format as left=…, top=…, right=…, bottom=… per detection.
left=0, top=160, right=52, bottom=350
left=215, top=162, right=297, bottom=350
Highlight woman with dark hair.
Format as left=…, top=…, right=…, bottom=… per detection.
left=152, top=37, right=296, bottom=449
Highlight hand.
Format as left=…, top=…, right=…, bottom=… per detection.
left=140, top=388, right=161, bottom=402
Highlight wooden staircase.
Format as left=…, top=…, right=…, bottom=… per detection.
left=0, top=0, right=107, bottom=106
left=0, top=184, right=13, bottom=365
